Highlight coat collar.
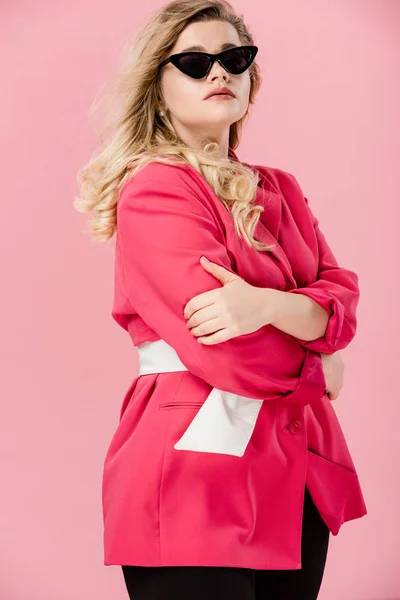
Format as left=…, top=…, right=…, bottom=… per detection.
left=228, top=146, right=296, bottom=287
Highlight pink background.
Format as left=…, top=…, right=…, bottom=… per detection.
left=1, top=1, right=398, bottom=598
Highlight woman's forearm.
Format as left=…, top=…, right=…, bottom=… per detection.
left=266, top=288, right=330, bottom=341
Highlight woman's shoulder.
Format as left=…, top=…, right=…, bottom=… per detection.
left=122, top=160, right=203, bottom=196
left=117, top=159, right=219, bottom=224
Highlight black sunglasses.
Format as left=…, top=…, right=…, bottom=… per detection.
left=158, top=45, right=258, bottom=80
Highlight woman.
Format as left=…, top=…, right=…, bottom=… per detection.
left=75, top=1, right=367, bottom=598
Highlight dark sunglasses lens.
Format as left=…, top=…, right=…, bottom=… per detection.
left=222, top=47, right=253, bottom=74
left=177, top=54, right=211, bottom=79
left=176, top=47, right=255, bottom=79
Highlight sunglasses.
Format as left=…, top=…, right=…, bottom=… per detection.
left=158, top=45, right=258, bottom=80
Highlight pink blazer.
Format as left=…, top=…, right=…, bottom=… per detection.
left=101, top=147, right=367, bottom=570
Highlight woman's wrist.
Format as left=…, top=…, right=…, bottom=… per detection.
left=266, top=288, right=329, bottom=341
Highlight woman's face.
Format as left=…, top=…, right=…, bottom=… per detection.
left=159, top=20, right=251, bottom=150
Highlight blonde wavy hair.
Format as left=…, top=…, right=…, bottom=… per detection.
left=74, top=0, right=275, bottom=253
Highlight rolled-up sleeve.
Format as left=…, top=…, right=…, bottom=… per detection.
left=116, top=169, right=326, bottom=406
left=287, top=195, right=360, bottom=354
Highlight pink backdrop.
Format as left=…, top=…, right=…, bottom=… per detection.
left=1, top=1, right=399, bottom=598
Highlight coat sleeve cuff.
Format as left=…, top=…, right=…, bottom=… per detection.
left=283, top=347, right=326, bottom=406
left=287, top=288, right=345, bottom=354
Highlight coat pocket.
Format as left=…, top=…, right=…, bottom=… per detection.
left=158, top=371, right=211, bottom=411
left=159, top=401, right=204, bottom=410
left=307, top=448, right=357, bottom=475
left=306, top=448, right=363, bottom=535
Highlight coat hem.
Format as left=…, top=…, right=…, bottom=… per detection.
left=104, top=559, right=303, bottom=570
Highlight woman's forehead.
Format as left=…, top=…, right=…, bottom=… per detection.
left=172, top=21, right=241, bottom=54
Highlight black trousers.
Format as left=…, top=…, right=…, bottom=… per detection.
left=121, top=486, right=330, bottom=600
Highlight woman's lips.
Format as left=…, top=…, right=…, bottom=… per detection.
left=205, top=94, right=235, bottom=100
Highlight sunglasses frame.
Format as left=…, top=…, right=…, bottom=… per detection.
left=158, top=45, right=258, bottom=79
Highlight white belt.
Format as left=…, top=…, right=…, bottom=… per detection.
left=137, top=339, right=263, bottom=457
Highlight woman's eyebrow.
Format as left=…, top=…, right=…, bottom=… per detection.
left=180, top=42, right=238, bottom=53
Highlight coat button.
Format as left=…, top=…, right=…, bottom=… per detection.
left=288, top=419, right=302, bottom=434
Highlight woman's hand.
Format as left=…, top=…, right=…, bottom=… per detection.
left=185, top=258, right=345, bottom=399
left=321, top=351, right=345, bottom=401
left=183, top=256, right=279, bottom=345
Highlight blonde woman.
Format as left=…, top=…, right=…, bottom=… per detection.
left=75, top=1, right=367, bottom=598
